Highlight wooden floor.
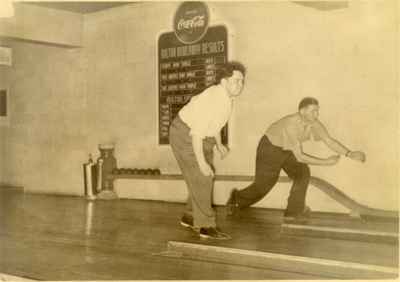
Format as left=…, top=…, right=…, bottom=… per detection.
left=0, top=187, right=398, bottom=280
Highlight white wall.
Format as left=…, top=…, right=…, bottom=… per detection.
left=83, top=1, right=398, bottom=211
left=1, top=40, right=88, bottom=194
left=0, top=3, right=83, bottom=47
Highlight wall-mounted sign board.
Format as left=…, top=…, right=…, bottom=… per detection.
left=158, top=25, right=228, bottom=145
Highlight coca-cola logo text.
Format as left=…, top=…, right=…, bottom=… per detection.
left=177, top=16, right=205, bottom=33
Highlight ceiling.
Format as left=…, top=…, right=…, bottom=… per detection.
left=21, top=1, right=349, bottom=14
left=292, top=1, right=348, bottom=11
left=22, top=1, right=135, bottom=14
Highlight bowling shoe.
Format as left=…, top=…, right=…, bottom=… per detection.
left=199, top=227, right=231, bottom=240
left=283, top=206, right=311, bottom=224
left=180, top=214, right=194, bottom=229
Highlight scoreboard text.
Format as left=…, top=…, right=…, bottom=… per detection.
left=158, top=25, right=228, bottom=145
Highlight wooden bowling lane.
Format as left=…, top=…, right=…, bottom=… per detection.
left=281, top=223, right=398, bottom=244
left=230, top=207, right=398, bottom=245
left=163, top=241, right=398, bottom=279
left=0, top=189, right=319, bottom=279
left=204, top=220, right=398, bottom=269
left=0, top=187, right=398, bottom=280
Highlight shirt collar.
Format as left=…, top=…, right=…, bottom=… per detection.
left=217, top=84, right=233, bottom=100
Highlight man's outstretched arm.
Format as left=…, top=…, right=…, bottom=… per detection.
left=315, top=121, right=366, bottom=163
left=292, top=145, right=340, bottom=166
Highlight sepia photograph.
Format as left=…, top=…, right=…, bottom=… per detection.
left=0, top=0, right=398, bottom=280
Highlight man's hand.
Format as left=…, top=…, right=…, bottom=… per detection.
left=348, top=151, right=366, bottom=163
left=216, top=144, right=230, bottom=159
left=326, top=155, right=340, bottom=166
left=199, top=162, right=214, bottom=177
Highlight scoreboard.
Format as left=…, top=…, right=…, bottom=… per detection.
left=158, top=25, right=228, bottom=145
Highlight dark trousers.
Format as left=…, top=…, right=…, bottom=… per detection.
left=235, top=135, right=310, bottom=215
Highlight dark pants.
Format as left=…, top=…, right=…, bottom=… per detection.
left=235, top=135, right=310, bottom=215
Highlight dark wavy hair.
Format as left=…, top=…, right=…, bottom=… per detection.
left=215, top=61, right=246, bottom=84
left=298, top=97, right=319, bottom=110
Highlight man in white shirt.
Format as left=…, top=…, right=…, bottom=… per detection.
left=227, top=97, right=366, bottom=223
left=170, top=62, right=246, bottom=240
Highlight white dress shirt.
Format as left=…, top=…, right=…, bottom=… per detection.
left=179, top=84, right=232, bottom=139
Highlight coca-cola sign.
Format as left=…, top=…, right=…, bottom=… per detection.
left=174, top=2, right=209, bottom=44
